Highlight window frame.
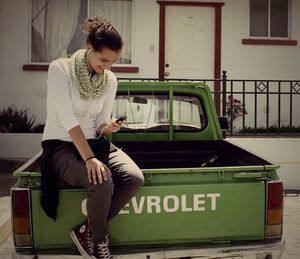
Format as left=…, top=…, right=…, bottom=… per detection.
left=25, top=0, right=138, bottom=72
left=242, top=0, right=297, bottom=46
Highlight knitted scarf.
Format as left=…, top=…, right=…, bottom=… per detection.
left=69, top=49, right=109, bottom=101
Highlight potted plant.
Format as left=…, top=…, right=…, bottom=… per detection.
left=226, top=95, right=248, bottom=132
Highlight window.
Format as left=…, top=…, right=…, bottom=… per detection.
left=31, top=0, right=132, bottom=64
left=173, top=96, right=205, bottom=130
left=112, top=94, right=206, bottom=132
left=250, top=0, right=289, bottom=38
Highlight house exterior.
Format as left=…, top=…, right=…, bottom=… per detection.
left=0, top=0, right=300, bottom=126
left=0, top=0, right=300, bottom=190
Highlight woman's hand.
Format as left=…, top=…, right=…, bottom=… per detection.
left=85, top=158, right=110, bottom=184
left=97, top=119, right=125, bottom=136
left=68, top=126, right=110, bottom=185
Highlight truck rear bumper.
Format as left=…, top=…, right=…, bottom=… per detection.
left=13, top=240, right=285, bottom=259
left=162, top=240, right=285, bottom=259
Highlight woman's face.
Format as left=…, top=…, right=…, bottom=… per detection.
left=87, top=47, right=121, bottom=74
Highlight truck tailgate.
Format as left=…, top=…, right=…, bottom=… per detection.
left=30, top=168, right=266, bottom=250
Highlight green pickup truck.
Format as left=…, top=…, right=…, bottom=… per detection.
left=11, top=82, right=285, bottom=258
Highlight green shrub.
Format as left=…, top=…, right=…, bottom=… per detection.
left=0, top=105, right=36, bottom=133
left=240, top=125, right=300, bottom=134
left=31, top=123, right=45, bottom=133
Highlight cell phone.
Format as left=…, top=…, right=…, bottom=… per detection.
left=115, top=115, right=127, bottom=123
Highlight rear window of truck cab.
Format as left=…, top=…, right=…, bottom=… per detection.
left=112, top=93, right=207, bottom=132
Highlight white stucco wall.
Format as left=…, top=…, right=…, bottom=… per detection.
left=0, top=0, right=47, bottom=124
left=0, top=0, right=300, bottom=126
left=0, top=133, right=42, bottom=160
left=222, top=0, right=300, bottom=80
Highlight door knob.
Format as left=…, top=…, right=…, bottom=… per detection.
left=165, top=72, right=169, bottom=76
left=165, top=63, right=170, bottom=68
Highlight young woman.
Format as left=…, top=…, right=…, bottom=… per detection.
left=40, top=17, right=144, bottom=259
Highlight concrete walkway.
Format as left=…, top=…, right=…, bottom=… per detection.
left=1, top=195, right=300, bottom=258
left=281, top=195, right=300, bottom=258
left=0, top=197, right=10, bottom=245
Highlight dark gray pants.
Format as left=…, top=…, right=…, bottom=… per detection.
left=51, top=139, right=144, bottom=242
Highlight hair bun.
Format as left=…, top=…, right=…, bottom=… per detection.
left=81, top=16, right=123, bottom=52
left=81, top=16, right=111, bottom=34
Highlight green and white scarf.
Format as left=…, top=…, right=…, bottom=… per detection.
left=69, top=49, right=109, bottom=101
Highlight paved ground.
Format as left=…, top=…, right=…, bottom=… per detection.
left=0, top=159, right=21, bottom=197
left=1, top=159, right=300, bottom=258
left=282, top=195, right=300, bottom=258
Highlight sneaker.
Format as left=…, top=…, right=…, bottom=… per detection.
left=94, top=236, right=113, bottom=259
left=70, top=221, right=94, bottom=258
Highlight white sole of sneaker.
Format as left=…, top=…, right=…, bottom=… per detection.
left=70, top=230, right=93, bottom=259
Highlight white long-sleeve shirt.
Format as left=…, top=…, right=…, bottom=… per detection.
left=42, top=58, right=117, bottom=141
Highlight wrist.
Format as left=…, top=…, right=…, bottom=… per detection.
left=84, top=156, right=95, bottom=163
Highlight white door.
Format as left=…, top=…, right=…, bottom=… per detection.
left=165, top=6, right=215, bottom=79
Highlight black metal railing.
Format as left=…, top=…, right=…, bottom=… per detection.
left=210, top=72, right=300, bottom=136
left=119, top=73, right=300, bottom=136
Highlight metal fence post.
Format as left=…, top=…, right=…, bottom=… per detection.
left=222, top=70, right=227, bottom=116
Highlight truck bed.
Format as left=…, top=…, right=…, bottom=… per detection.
left=23, top=140, right=272, bottom=173
left=113, top=140, right=272, bottom=169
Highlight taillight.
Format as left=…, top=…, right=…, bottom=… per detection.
left=11, top=188, right=33, bottom=247
left=266, top=181, right=283, bottom=238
